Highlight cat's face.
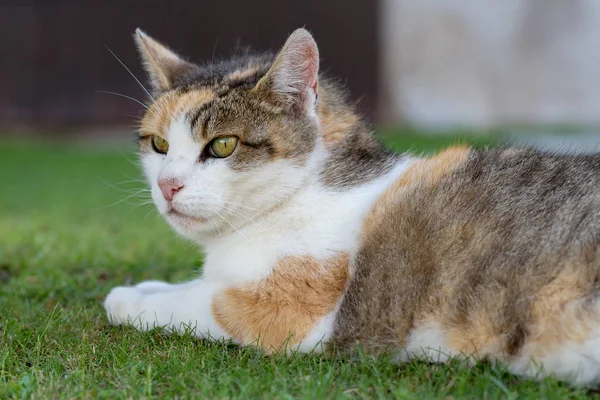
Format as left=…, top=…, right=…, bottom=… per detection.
left=135, top=29, right=322, bottom=241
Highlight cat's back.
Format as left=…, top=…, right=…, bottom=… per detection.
left=332, top=146, right=600, bottom=370
left=357, top=145, right=600, bottom=281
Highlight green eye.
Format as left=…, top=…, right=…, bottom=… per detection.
left=151, top=135, right=169, bottom=154
left=209, top=136, right=238, bottom=158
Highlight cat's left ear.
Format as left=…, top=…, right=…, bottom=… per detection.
left=254, top=28, right=320, bottom=116
left=134, top=28, right=198, bottom=93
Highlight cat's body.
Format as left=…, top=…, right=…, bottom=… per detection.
left=104, top=28, right=600, bottom=387
left=334, top=147, right=600, bottom=386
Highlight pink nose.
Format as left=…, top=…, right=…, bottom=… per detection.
left=158, top=179, right=184, bottom=202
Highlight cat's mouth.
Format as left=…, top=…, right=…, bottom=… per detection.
left=166, top=208, right=208, bottom=224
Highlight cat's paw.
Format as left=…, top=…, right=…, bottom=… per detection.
left=104, top=286, right=143, bottom=326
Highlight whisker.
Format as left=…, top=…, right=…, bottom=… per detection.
left=210, top=38, right=219, bottom=115
left=131, top=199, right=155, bottom=206
left=219, top=205, right=258, bottom=225
left=95, top=91, right=149, bottom=110
left=116, top=150, right=143, bottom=170
left=116, top=169, right=145, bottom=183
left=105, top=45, right=155, bottom=103
left=143, top=207, right=160, bottom=221
left=122, top=200, right=153, bottom=210
left=222, top=200, right=261, bottom=212
left=97, top=189, right=151, bottom=210
left=108, top=179, right=147, bottom=186
left=108, top=187, right=149, bottom=195
left=99, top=177, right=148, bottom=194
left=203, top=203, right=263, bottom=235
left=213, top=210, right=248, bottom=241
left=101, top=178, right=147, bottom=190
left=124, top=113, right=143, bottom=120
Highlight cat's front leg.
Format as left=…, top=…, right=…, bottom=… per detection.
left=104, top=279, right=229, bottom=340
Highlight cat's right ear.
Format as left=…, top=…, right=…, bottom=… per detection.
left=134, top=28, right=198, bottom=93
left=254, top=28, right=320, bottom=117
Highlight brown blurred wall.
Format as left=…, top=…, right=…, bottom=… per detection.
left=0, top=0, right=378, bottom=132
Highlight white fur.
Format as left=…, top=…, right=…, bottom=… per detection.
left=105, top=279, right=228, bottom=340
left=296, top=310, right=338, bottom=354
left=398, top=322, right=463, bottom=364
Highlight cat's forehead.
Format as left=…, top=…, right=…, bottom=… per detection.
left=139, top=88, right=214, bottom=139
left=140, top=85, right=270, bottom=144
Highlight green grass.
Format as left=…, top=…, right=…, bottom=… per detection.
left=0, top=134, right=597, bottom=399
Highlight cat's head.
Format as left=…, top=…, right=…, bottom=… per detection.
left=134, top=28, right=324, bottom=241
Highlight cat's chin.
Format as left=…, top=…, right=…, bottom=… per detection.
left=162, top=208, right=210, bottom=233
left=163, top=210, right=214, bottom=239
left=166, top=209, right=208, bottom=224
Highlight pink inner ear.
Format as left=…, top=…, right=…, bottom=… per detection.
left=277, top=41, right=318, bottom=94
left=259, top=29, right=320, bottom=111
left=301, top=45, right=319, bottom=90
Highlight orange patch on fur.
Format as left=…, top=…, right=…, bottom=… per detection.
left=139, top=88, right=214, bottom=137
left=318, top=101, right=360, bottom=145
left=363, top=146, right=471, bottom=236
left=395, top=145, right=471, bottom=188
left=524, top=265, right=597, bottom=357
left=212, top=253, right=349, bottom=352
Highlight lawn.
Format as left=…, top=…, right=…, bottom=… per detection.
left=1, top=133, right=597, bottom=399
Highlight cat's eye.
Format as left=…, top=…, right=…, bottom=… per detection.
left=209, top=136, right=238, bottom=158
left=151, top=135, right=169, bottom=154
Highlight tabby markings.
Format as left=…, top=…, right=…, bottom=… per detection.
left=139, top=89, right=214, bottom=138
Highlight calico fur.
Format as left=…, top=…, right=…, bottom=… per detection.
left=104, top=28, right=600, bottom=387
left=333, top=147, right=600, bottom=386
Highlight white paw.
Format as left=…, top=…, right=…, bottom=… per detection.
left=104, top=286, right=144, bottom=326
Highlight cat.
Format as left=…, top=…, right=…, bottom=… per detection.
left=104, top=28, right=600, bottom=388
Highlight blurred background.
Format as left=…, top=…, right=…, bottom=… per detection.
left=3, top=0, right=600, bottom=138
left=2, top=0, right=379, bottom=137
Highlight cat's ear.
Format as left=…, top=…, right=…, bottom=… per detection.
left=134, top=28, right=198, bottom=93
left=255, top=28, right=320, bottom=116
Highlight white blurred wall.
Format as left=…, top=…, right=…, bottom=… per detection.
left=381, top=0, right=600, bottom=127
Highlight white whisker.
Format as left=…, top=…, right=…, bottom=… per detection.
left=131, top=200, right=155, bottom=207
left=213, top=209, right=248, bottom=241
left=100, top=178, right=149, bottom=194
left=222, top=200, right=261, bottom=212
left=210, top=38, right=219, bottom=115
left=108, top=179, right=147, bottom=186
left=143, top=207, right=159, bottom=221
left=116, top=169, right=145, bottom=183
left=97, top=189, right=151, bottom=210
left=95, top=91, right=149, bottom=109
left=116, top=150, right=143, bottom=170
left=105, top=45, right=155, bottom=103
left=219, top=205, right=258, bottom=225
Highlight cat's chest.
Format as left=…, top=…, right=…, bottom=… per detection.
left=201, top=189, right=371, bottom=285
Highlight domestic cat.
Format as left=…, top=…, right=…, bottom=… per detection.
left=105, top=28, right=600, bottom=387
